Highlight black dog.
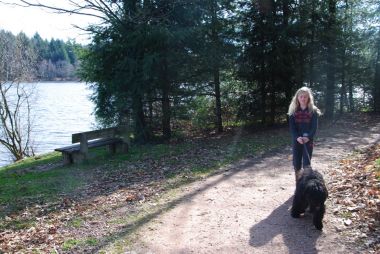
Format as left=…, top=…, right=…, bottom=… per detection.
left=291, top=166, right=328, bottom=230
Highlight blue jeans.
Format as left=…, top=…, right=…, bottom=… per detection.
left=293, top=141, right=313, bottom=171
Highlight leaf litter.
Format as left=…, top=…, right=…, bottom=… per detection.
left=328, top=143, right=380, bottom=253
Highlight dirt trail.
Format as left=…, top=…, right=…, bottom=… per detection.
left=132, top=115, right=380, bottom=254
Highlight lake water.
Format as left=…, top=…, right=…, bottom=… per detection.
left=0, top=82, right=96, bottom=166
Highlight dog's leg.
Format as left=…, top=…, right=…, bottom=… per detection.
left=291, top=191, right=306, bottom=218
left=312, top=203, right=325, bottom=230
left=294, top=168, right=304, bottom=183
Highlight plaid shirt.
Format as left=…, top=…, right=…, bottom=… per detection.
left=289, top=108, right=318, bottom=141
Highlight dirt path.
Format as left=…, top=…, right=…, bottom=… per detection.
left=131, top=115, right=380, bottom=254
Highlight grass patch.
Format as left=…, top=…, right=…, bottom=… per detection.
left=0, top=165, right=83, bottom=217
left=108, top=218, right=128, bottom=225
left=62, top=239, right=81, bottom=251
left=0, top=218, right=36, bottom=231
left=0, top=141, right=193, bottom=216
left=61, top=237, right=99, bottom=251
left=0, top=147, right=124, bottom=217
left=85, top=237, right=98, bottom=246
left=341, top=211, right=353, bottom=219
left=113, top=142, right=193, bottom=163
left=0, top=152, right=61, bottom=173
left=375, top=157, right=380, bottom=180
left=68, top=217, right=84, bottom=228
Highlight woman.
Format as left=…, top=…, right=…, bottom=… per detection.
left=288, top=87, right=322, bottom=183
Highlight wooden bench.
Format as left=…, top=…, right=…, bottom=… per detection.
left=55, top=127, right=129, bottom=164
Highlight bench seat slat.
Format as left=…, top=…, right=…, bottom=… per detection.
left=55, top=137, right=123, bottom=153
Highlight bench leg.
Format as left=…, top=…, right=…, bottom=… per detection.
left=107, top=143, right=117, bottom=154
left=107, top=143, right=128, bottom=154
left=120, top=142, right=129, bottom=153
left=61, top=152, right=87, bottom=164
left=72, top=152, right=87, bottom=163
left=113, top=142, right=128, bottom=154
left=62, top=153, right=73, bottom=165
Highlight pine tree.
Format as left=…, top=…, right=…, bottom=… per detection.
left=324, top=0, right=338, bottom=118
left=374, top=33, right=380, bottom=112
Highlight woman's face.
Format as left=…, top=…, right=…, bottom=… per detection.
left=297, top=92, right=309, bottom=108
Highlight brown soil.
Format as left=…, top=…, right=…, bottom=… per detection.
left=130, top=114, right=380, bottom=254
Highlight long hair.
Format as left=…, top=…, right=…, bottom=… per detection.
left=287, top=87, right=322, bottom=116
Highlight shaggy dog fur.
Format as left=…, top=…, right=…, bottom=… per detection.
left=291, top=166, right=328, bottom=230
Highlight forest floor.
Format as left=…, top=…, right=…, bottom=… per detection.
left=128, top=113, right=380, bottom=254
left=1, top=113, right=380, bottom=253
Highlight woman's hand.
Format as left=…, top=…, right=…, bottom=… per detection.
left=297, top=137, right=304, bottom=144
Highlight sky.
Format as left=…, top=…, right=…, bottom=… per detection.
left=0, top=1, right=100, bottom=44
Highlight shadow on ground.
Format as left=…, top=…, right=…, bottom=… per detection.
left=250, top=197, right=322, bottom=254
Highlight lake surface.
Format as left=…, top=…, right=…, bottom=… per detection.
left=0, top=82, right=96, bottom=166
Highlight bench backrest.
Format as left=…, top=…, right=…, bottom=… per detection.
left=72, top=126, right=129, bottom=155
left=72, top=127, right=117, bottom=143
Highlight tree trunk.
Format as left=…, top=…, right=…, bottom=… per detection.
left=309, top=0, right=317, bottom=88
left=162, top=86, right=171, bottom=139
left=324, top=0, right=337, bottom=119
left=269, top=0, right=277, bottom=125
left=258, top=13, right=266, bottom=124
left=270, top=76, right=276, bottom=125
left=210, top=0, right=223, bottom=133
left=347, top=5, right=354, bottom=113
left=161, top=56, right=171, bottom=139
left=260, top=46, right=266, bottom=124
left=282, top=0, right=293, bottom=107
left=213, top=70, right=223, bottom=132
left=348, top=78, right=354, bottom=112
left=339, top=76, right=346, bottom=114
left=339, top=0, right=350, bottom=115
left=374, top=36, right=380, bottom=112
left=132, top=94, right=148, bottom=143
left=148, top=94, right=153, bottom=128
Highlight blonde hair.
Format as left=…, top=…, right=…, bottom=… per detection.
left=287, top=86, right=322, bottom=116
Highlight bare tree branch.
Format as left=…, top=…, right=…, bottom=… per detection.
left=9, top=0, right=125, bottom=26
left=0, top=31, right=37, bottom=161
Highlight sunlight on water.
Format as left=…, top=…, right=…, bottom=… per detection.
left=0, top=82, right=96, bottom=166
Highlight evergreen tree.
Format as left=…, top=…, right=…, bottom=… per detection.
left=324, top=0, right=338, bottom=118
left=192, top=0, right=237, bottom=132
left=237, top=0, right=297, bottom=124
left=80, top=0, right=203, bottom=141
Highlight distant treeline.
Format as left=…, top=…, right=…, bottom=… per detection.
left=0, top=30, right=82, bottom=81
